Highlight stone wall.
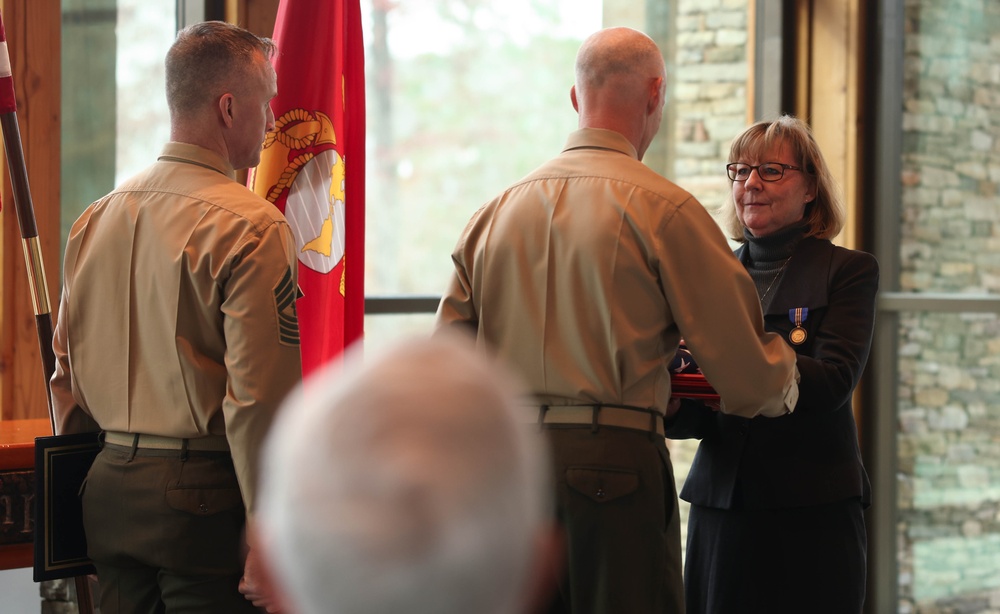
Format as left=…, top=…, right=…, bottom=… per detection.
left=665, top=0, right=750, bottom=554
left=671, top=0, right=749, bottom=217
left=897, top=0, right=1000, bottom=612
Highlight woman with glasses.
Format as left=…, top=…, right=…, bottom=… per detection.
left=665, top=115, right=878, bottom=613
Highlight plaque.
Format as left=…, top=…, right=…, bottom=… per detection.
left=33, top=432, right=100, bottom=581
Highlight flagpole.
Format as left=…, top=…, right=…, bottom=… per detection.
left=0, top=17, right=95, bottom=614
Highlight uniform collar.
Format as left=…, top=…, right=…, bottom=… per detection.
left=562, top=128, right=639, bottom=160
left=157, top=142, right=237, bottom=181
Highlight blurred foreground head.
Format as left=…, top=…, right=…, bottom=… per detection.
left=258, top=334, right=557, bottom=614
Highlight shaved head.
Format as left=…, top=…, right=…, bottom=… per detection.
left=571, top=27, right=667, bottom=159
left=575, top=27, right=664, bottom=100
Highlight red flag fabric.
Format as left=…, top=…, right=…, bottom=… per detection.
left=0, top=13, right=16, bottom=212
left=250, top=0, right=366, bottom=375
left=0, top=14, right=16, bottom=116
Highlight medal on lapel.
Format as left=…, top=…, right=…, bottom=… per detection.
left=788, top=307, right=808, bottom=345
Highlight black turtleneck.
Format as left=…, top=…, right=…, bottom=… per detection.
left=742, top=222, right=808, bottom=310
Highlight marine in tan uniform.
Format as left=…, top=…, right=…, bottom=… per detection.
left=436, top=27, right=799, bottom=614
left=50, top=22, right=302, bottom=614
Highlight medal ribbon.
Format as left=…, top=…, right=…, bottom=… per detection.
left=789, top=307, right=808, bottom=327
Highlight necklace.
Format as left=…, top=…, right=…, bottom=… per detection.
left=758, top=256, right=791, bottom=303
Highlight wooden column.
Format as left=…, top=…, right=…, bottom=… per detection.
left=226, top=0, right=279, bottom=36
left=798, top=0, right=864, bottom=250
left=0, top=0, right=61, bottom=421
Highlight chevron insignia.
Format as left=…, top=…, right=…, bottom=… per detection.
left=273, top=268, right=300, bottom=347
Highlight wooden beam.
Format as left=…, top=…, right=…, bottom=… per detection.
left=227, top=0, right=280, bottom=36
left=0, top=0, right=61, bottom=421
left=805, top=0, right=862, bottom=250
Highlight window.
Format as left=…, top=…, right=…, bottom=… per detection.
left=870, top=1, right=1000, bottom=611
left=360, top=0, right=602, bottom=347
left=61, top=0, right=175, bottom=252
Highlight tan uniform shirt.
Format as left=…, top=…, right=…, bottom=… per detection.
left=437, top=128, right=797, bottom=418
left=51, top=142, right=303, bottom=513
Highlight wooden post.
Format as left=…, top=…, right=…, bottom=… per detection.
left=0, top=0, right=61, bottom=422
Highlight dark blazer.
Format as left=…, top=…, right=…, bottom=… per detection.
left=667, top=236, right=879, bottom=510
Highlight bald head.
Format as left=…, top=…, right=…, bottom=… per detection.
left=571, top=27, right=666, bottom=159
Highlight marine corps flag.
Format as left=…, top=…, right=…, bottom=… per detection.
left=250, top=0, right=366, bottom=375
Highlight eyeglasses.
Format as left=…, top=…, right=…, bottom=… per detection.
left=726, top=162, right=803, bottom=182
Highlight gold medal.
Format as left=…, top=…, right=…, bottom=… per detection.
left=787, top=308, right=809, bottom=345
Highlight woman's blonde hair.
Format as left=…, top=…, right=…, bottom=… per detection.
left=720, top=115, right=845, bottom=242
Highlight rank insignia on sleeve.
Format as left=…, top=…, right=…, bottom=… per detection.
left=273, top=268, right=301, bottom=347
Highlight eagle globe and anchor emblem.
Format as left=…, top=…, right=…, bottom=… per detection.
left=250, top=107, right=347, bottom=292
